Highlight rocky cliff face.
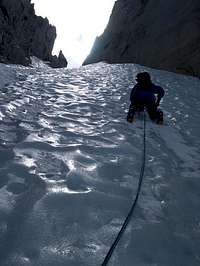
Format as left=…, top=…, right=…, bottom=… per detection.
left=83, top=0, right=200, bottom=77
left=0, top=0, right=67, bottom=68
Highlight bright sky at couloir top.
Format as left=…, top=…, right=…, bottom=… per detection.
left=31, top=0, right=115, bottom=68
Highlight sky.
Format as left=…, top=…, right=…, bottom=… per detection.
left=31, top=0, right=116, bottom=67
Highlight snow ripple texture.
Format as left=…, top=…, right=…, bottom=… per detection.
left=0, top=62, right=200, bottom=266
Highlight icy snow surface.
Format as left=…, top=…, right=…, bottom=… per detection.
left=0, top=63, right=17, bottom=90
left=0, top=62, right=200, bottom=266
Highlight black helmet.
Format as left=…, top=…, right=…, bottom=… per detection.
left=136, top=72, right=151, bottom=83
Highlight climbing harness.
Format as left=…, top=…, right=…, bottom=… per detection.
left=102, top=110, right=147, bottom=266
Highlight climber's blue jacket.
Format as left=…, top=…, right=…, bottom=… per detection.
left=130, top=83, right=165, bottom=105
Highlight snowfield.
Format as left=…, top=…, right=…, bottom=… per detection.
left=0, top=61, right=200, bottom=266
left=0, top=63, right=17, bottom=90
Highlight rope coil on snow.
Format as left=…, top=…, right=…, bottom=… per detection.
left=102, top=111, right=147, bottom=266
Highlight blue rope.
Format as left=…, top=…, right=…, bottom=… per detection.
left=102, top=111, right=147, bottom=266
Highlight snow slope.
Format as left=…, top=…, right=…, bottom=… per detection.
left=0, top=62, right=199, bottom=266
left=0, top=63, right=17, bottom=90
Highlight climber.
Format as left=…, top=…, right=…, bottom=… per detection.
left=127, top=72, right=165, bottom=123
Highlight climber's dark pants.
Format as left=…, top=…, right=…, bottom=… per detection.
left=129, top=102, right=158, bottom=121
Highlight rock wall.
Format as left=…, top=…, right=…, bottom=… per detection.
left=0, top=0, right=67, bottom=67
left=83, top=0, right=200, bottom=77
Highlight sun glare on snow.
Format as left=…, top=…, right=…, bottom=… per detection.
left=31, top=0, right=115, bottom=67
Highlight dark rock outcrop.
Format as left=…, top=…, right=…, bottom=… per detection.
left=83, top=0, right=200, bottom=77
left=0, top=0, right=67, bottom=68
left=50, top=50, right=68, bottom=68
